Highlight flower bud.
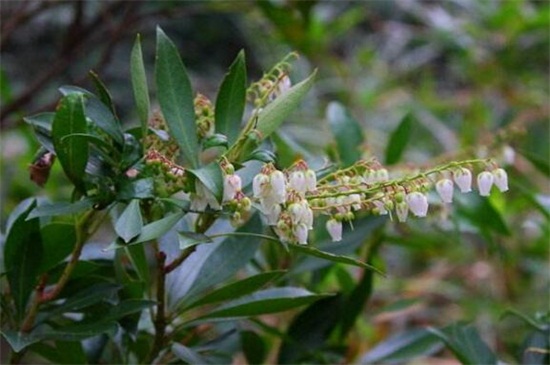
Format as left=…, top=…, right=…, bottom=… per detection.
left=396, top=201, right=409, bottom=222
left=266, top=204, right=282, bottom=225
left=435, top=179, right=454, bottom=203
left=453, top=168, right=472, bottom=193
left=376, top=169, right=389, bottom=182
left=326, top=219, right=342, bottom=242
left=477, top=171, right=494, bottom=196
left=492, top=168, right=508, bottom=192
left=406, top=192, right=428, bottom=217
left=223, top=174, right=242, bottom=202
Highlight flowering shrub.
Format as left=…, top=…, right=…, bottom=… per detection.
left=1, top=27, right=518, bottom=364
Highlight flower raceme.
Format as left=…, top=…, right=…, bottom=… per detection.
left=243, top=160, right=509, bottom=244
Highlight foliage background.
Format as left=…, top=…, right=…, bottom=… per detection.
left=1, top=1, right=548, bottom=364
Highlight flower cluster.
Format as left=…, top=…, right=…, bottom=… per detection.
left=247, top=159, right=509, bottom=244
left=247, top=52, right=296, bottom=108
left=252, top=161, right=317, bottom=244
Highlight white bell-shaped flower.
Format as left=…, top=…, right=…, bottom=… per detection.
left=265, top=204, right=281, bottom=225
left=435, top=179, right=454, bottom=203
left=293, top=223, right=308, bottom=245
left=223, top=174, right=242, bottom=202
left=326, top=219, right=342, bottom=242
left=395, top=201, right=409, bottom=222
left=304, top=169, right=317, bottom=192
left=253, top=173, right=269, bottom=198
left=270, top=170, right=287, bottom=203
left=373, top=200, right=388, bottom=215
left=191, top=181, right=220, bottom=211
left=477, top=171, right=494, bottom=196
left=492, top=168, right=508, bottom=192
left=288, top=203, right=305, bottom=225
left=376, top=168, right=389, bottom=182
left=302, top=204, right=314, bottom=229
left=289, top=171, right=307, bottom=194
left=406, top=192, right=428, bottom=217
left=453, top=168, right=472, bottom=193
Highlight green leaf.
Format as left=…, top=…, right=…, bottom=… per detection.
left=1, top=330, right=42, bottom=353
left=117, top=178, right=155, bottom=201
left=131, top=34, right=150, bottom=140
left=428, top=323, right=498, bottom=365
left=52, top=93, right=89, bottom=191
left=242, top=330, right=267, bottom=365
left=360, top=329, right=443, bottom=364
left=188, top=162, right=224, bottom=204
left=327, top=102, right=364, bottom=167
left=3, top=200, right=43, bottom=322
left=172, top=343, right=208, bottom=365
left=202, top=133, right=229, bottom=150
left=178, top=231, right=213, bottom=250
left=24, top=113, right=55, bottom=153
left=290, top=245, right=384, bottom=275
left=38, top=223, right=76, bottom=273
left=89, top=70, right=117, bottom=117
left=41, top=322, right=119, bottom=342
left=195, top=287, right=328, bottom=320
left=457, top=195, right=510, bottom=236
left=170, top=214, right=262, bottom=309
left=385, top=113, right=414, bottom=165
left=104, top=299, right=155, bottom=321
left=27, top=199, right=94, bottom=219
left=115, top=200, right=143, bottom=243
left=184, top=271, right=285, bottom=310
left=47, top=283, right=121, bottom=317
left=215, top=50, right=247, bottom=145
left=255, top=70, right=316, bottom=140
left=60, top=133, right=115, bottom=153
left=155, top=26, right=198, bottom=168
left=107, top=212, right=185, bottom=249
left=125, top=244, right=150, bottom=283
left=518, top=148, right=550, bottom=177
left=85, top=96, right=124, bottom=146
left=278, top=295, right=345, bottom=364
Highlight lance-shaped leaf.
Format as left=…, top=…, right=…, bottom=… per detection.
left=193, top=287, right=328, bottom=321
left=178, top=231, right=213, bottom=250
left=52, top=93, right=89, bottom=191
left=24, top=112, right=55, bottom=153
left=327, top=102, right=364, bottom=167
left=188, top=162, right=224, bottom=204
left=385, top=113, right=414, bottom=165
left=215, top=50, right=247, bottom=145
left=155, top=27, right=199, bottom=168
left=89, top=70, right=118, bottom=118
left=255, top=70, right=316, bottom=139
left=115, top=200, right=143, bottom=243
left=183, top=271, right=285, bottom=310
left=131, top=34, right=150, bottom=139
left=3, top=200, right=43, bottom=322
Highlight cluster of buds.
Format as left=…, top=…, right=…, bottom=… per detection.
left=144, top=149, right=187, bottom=197
left=247, top=52, right=296, bottom=108
left=248, top=159, right=509, bottom=244
left=144, top=111, right=179, bottom=160
left=194, top=93, right=215, bottom=139
left=252, top=161, right=316, bottom=244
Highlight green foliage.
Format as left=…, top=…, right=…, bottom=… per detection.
left=1, top=4, right=547, bottom=364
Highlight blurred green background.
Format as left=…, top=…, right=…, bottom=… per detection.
left=1, top=1, right=548, bottom=363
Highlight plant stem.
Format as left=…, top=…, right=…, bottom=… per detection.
left=148, top=251, right=167, bottom=364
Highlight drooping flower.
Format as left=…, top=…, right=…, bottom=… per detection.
left=453, top=168, right=472, bottom=193
left=265, top=204, right=282, bottom=225
left=223, top=174, right=242, bottom=202
left=406, top=192, right=428, bottom=217
left=492, top=168, right=508, bottom=192
left=304, top=169, right=317, bottom=192
left=435, top=179, right=454, bottom=203
left=293, top=223, right=309, bottom=245
left=372, top=200, right=388, bottom=215
left=326, top=218, right=342, bottom=242
left=477, top=171, right=494, bottom=196
left=253, top=173, right=269, bottom=198
left=289, top=171, right=306, bottom=194
left=376, top=168, right=389, bottom=182
left=270, top=170, right=287, bottom=202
